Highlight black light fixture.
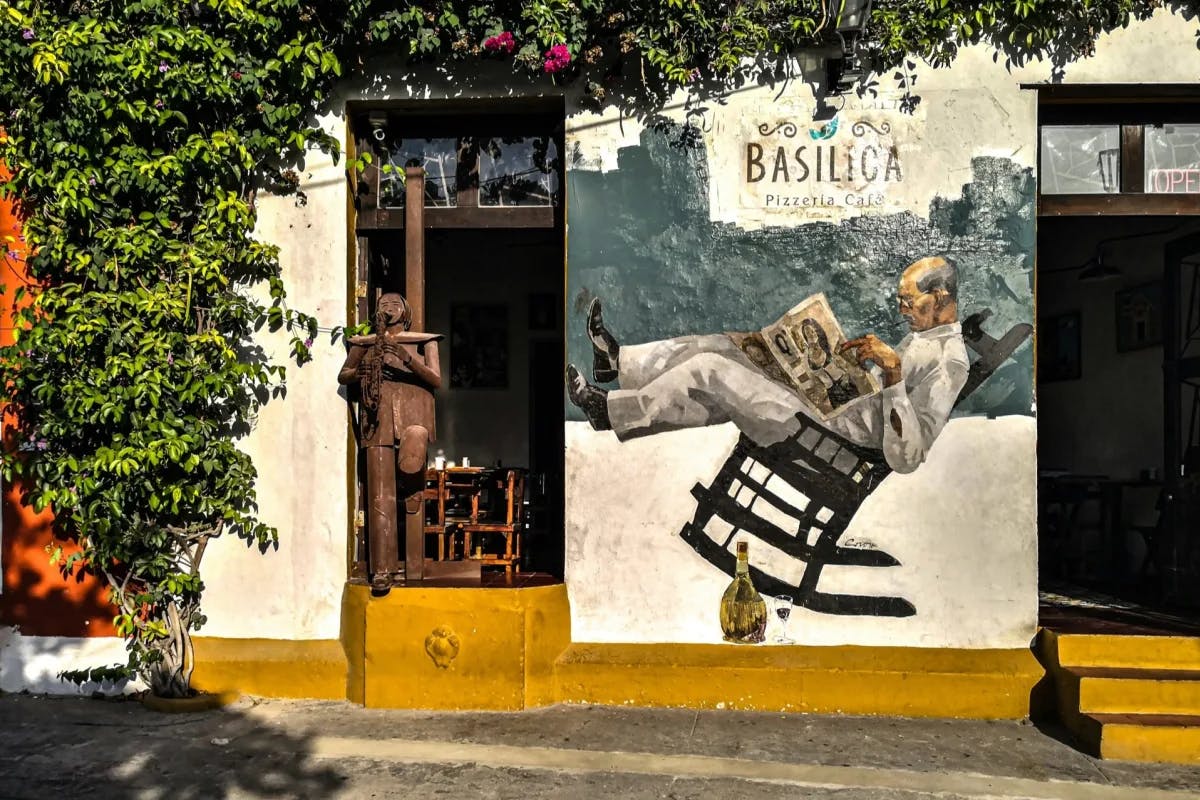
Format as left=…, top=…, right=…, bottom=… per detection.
left=1041, top=225, right=1186, bottom=283
left=825, top=0, right=873, bottom=96
left=834, top=0, right=873, bottom=30
left=1077, top=252, right=1123, bottom=283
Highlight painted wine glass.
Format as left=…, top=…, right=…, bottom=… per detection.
left=773, top=594, right=794, bottom=644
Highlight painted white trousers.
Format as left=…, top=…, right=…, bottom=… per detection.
left=605, top=335, right=813, bottom=447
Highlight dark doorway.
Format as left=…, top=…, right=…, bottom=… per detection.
left=358, top=226, right=565, bottom=578
left=1036, top=215, right=1200, bottom=628
left=349, top=101, right=566, bottom=581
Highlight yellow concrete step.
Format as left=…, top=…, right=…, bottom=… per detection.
left=1078, top=713, right=1200, bottom=764
left=1072, top=666, right=1200, bottom=716
left=554, top=643, right=1043, bottom=719
left=1048, top=632, right=1200, bottom=670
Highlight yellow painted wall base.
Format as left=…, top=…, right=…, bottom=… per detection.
left=341, top=582, right=572, bottom=710
left=556, top=643, right=1043, bottom=719
left=195, top=586, right=1044, bottom=721
left=191, top=637, right=347, bottom=700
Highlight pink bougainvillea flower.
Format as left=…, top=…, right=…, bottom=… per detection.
left=22, top=29, right=34, bottom=40
left=158, top=61, right=169, bottom=73
left=483, top=31, right=516, bottom=55
left=543, top=44, right=571, bottom=74
left=304, top=337, right=314, bottom=349
left=232, top=70, right=243, bottom=80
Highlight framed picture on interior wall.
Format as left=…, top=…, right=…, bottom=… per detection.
left=528, top=292, right=557, bottom=331
left=450, top=304, right=508, bottom=388
left=1115, top=281, right=1163, bottom=352
left=1038, top=311, right=1082, bottom=382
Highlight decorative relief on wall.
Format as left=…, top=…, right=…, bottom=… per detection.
left=1116, top=282, right=1163, bottom=351
left=424, top=625, right=461, bottom=668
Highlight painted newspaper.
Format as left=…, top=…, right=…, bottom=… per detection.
left=730, top=293, right=880, bottom=421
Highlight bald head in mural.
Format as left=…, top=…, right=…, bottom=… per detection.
left=567, top=256, right=970, bottom=474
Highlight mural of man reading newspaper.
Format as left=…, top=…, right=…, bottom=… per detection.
left=567, top=256, right=968, bottom=475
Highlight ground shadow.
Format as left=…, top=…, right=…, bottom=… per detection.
left=0, top=694, right=346, bottom=800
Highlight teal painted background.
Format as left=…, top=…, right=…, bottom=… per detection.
left=564, top=122, right=1035, bottom=420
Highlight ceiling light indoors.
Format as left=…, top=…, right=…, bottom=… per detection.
left=1077, top=252, right=1122, bottom=282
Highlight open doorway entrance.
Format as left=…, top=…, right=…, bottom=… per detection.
left=363, top=228, right=565, bottom=576
left=1036, top=215, right=1200, bottom=633
left=1034, top=86, right=1200, bottom=633
left=349, top=101, right=565, bottom=582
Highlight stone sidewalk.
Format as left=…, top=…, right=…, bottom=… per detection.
left=2, top=694, right=1199, bottom=799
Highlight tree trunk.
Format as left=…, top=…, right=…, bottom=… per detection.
left=149, top=601, right=194, bottom=698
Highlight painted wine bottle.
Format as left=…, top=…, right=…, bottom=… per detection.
left=719, top=541, right=767, bottom=643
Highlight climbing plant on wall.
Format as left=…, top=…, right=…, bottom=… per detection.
left=0, top=1, right=353, bottom=697
left=0, top=0, right=1189, bottom=697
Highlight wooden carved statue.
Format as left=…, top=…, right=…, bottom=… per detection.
left=338, top=292, right=442, bottom=593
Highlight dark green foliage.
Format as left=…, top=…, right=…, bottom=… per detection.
left=0, top=0, right=353, bottom=695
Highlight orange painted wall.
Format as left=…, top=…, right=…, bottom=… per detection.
left=0, top=169, right=116, bottom=637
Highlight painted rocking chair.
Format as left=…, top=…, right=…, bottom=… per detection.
left=679, top=310, right=1033, bottom=618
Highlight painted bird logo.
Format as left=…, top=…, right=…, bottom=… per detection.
left=808, top=117, right=839, bottom=141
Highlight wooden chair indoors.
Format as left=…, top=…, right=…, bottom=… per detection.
left=424, top=467, right=485, bottom=562
left=425, top=467, right=528, bottom=577
left=462, top=469, right=527, bottom=578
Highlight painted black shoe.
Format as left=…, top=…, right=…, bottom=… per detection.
left=587, top=297, right=620, bottom=383
left=566, top=364, right=612, bottom=431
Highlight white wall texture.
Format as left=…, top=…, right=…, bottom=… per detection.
left=0, top=626, right=143, bottom=694
left=566, top=417, right=1038, bottom=647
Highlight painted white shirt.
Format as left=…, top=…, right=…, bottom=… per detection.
left=828, top=322, right=970, bottom=473
left=607, top=323, right=969, bottom=475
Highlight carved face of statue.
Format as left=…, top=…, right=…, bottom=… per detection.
left=376, top=293, right=411, bottom=330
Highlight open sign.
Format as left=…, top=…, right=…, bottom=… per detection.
left=1149, top=167, right=1200, bottom=193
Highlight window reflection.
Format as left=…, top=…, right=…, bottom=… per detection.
left=379, top=138, right=458, bottom=208
left=1040, top=126, right=1121, bottom=194
left=1145, top=124, right=1200, bottom=194
left=478, top=136, right=561, bottom=207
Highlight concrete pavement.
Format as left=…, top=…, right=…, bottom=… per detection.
left=2, top=694, right=1199, bottom=799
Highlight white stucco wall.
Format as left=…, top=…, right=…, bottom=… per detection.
left=133, top=8, right=1200, bottom=647
left=9, top=5, right=1199, bottom=698
left=566, top=417, right=1037, bottom=647
left=0, top=626, right=143, bottom=694
left=201, top=5, right=1200, bottom=643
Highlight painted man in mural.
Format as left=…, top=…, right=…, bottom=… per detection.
left=339, top=293, right=442, bottom=593
left=567, top=256, right=969, bottom=474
